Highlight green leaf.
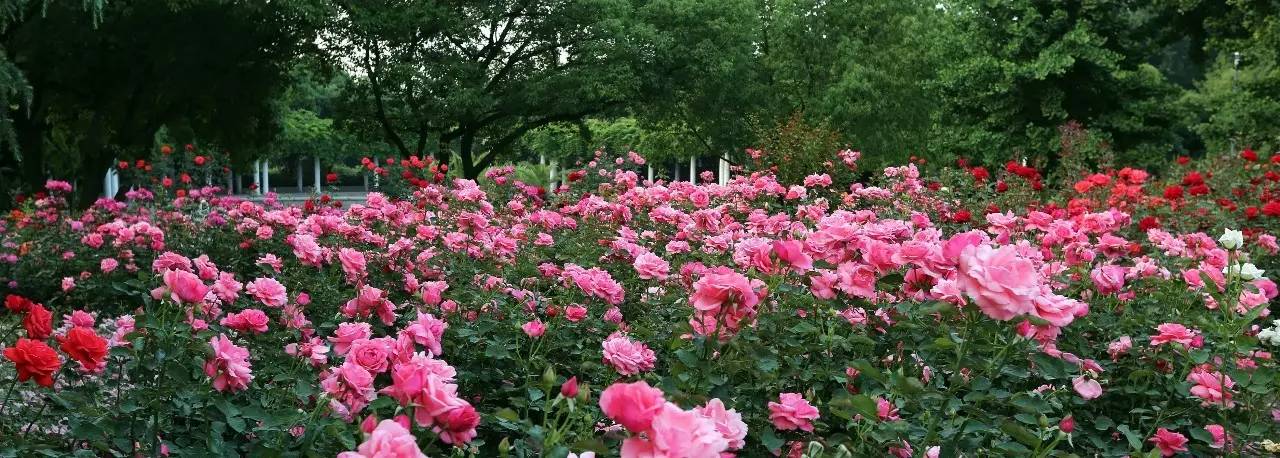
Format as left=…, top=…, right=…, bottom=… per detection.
left=760, top=429, right=785, bottom=452
left=1000, top=420, right=1041, bottom=447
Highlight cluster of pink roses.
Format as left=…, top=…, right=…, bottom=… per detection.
left=599, top=381, right=746, bottom=457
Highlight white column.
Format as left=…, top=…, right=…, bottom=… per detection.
left=262, top=159, right=270, bottom=194
left=313, top=156, right=322, bottom=193
left=549, top=160, right=557, bottom=184
left=252, top=160, right=262, bottom=195
left=227, top=168, right=234, bottom=195
left=539, top=154, right=546, bottom=166
left=363, top=172, right=369, bottom=191
left=718, top=156, right=729, bottom=186
left=688, top=156, right=697, bottom=183
left=296, top=158, right=304, bottom=191
left=112, top=169, right=120, bottom=197
left=103, top=168, right=113, bottom=198
left=647, top=165, right=654, bottom=183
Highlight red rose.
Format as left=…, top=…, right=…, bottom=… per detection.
left=160, top=145, right=173, bottom=155
left=1138, top=216, right=1160, bottom=231
left=1246, top=206, right=1260, bottom=219
left=59, top=327, right=108, bottom=373
left=1182, top=172, right=1204, bottom=186
left=3, top=338, right=62, bottom=387
left=194, top=155, right=207, bottom=166
left=1264, top=201, right=1280, bottom=217
left=970, top=166, right=990, bottom=182
left=1241, top=148, right=1258, bottom=162
left=1163, top=186, right=1184, bottom=200
left=1188, top=184, right=1210, bottom=196
left=995, top=181, right=1009, bottom=192
left=1176, top=156, right=1190, bottom=165
left=567, top=170, right=587, bottom=182
left=5, top=294, right=32, bottom=313
left=326, top=172, right=339, bottom=184
left=952, top=210, right=972, bottom=223
left=24, top=303, right=53, bottom=340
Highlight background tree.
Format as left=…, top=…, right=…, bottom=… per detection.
left=2, top=0, right=328, bottom=206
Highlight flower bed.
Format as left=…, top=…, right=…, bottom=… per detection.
left=1, top=150, right=1278, bottom=457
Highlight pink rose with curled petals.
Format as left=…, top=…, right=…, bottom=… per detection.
left=956, top=244, right=1040, bottom=321
left=1148, top=428, right=1188, bottom=457
left=402, top=312, right=447, bottom=356
left=768, top=393, right=819, bottom=432
left=599, top=381, right=666, bottom=433
left=602, top=333, right=656, bottom=376
left=246, top=277, right=288, bottom=307
left=163, top=269, right=208, bottom=304
left=1072, top=376, right=1102, bottom=400
left=633, top=253, right=670, bottom=280
left=773, top=239, right=813, bottom=271
left=337, top=419, right=427, bottom=458
left=330, top=322, right=373, bottom=355
left=204, top=334, right=253, bottom=392
left=693, top=398, right=747, bottom=451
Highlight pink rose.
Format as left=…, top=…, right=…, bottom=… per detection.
left=163, top=269, right=208, bottom=304
left=1072, top=376, right=1102, bottom=400
left=694, top=399, right=748, bottom=451
left=337, top=419, right=427, bottom=458
left=246, top=277, right=288, bottom=308
left=602, top=333, right=656, bottom=376
left=768, top=393, right=819, bottom=432
left=599, top=381, right=666, bottom=433
left=1148, top=428, right=1188, bottom=457
left=956, top=244, right=1040, bottom=321
left=522, top=319, right=546, bottom=339
left=330, top=322, right=373, bottom=355
left=633, top=253, right=670, bottom=280
left=348, top=338, right=395, bottom=374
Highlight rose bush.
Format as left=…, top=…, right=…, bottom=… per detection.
left=0, top=147, right=1279, bottom=456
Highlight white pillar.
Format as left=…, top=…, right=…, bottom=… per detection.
left=718, top=156, right=728, bottom=185
left=539, top=154, right=546, bottom=166
left=227, top=168, right=234, bottom=195
left=262, top=159, right=270, bottom=194
left=313, top=156, right=322, bottom=193
left=296, top=158, right=304, bottom=191
left=549, top=160, right=557, bottom=184
left=103, top=168, right=113, bottom=198
left=252, top=160, right=262, bottom=195
left=112, top=169, right=120, bottom=197
left=688, top=156, right=697, bottom=183
left=363, top=172, right=369, bottom=191
left=647, top=165, right=654, bottom=183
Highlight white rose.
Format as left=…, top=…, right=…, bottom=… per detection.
left=1219, top=228, right=1244, bottom=250
left=1240, top=263, right=1265, bottom=280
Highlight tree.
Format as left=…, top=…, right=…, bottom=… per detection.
left=332, top=0, right=759, bottom=179
left=2, top=0, right=329, bottom=206
left=933, top=0, right=1188, bottom=170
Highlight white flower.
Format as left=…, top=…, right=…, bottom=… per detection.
left=1225, top=262, right=1265, bottom=280
left=1260, top=328, right=1280, bottom=346
left=1219, top=228, right=1244, bottom=250
left=1241, top=263, right=1265, bottom=280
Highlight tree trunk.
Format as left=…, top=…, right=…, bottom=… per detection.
left=436, top=136, right=451, bottom=170
left=459, top=132, right=481, bottom=179
left=74, top=114, right=110, bottom=209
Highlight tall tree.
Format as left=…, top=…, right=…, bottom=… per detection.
left=332, top=0, right=757, bottom=178
left=933, top=0, right=1188, bottom=170
left=2, top=0, right=328, bottom=206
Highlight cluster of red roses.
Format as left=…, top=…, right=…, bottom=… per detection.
left=3, top=294, right=109, bottom=388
